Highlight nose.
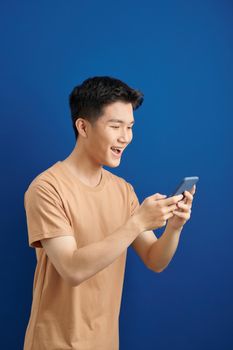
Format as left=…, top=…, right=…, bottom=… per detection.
left=118, top=129, right=132, bottom=144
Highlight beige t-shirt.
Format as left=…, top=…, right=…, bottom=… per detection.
left=23, top=161, right=140, bottom=350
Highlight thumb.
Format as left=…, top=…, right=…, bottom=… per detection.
left=149, top=193, right=167, bottom=201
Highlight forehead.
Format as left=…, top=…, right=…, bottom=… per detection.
left=100, top=101, right=134, bottom=123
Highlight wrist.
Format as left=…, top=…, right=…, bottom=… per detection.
left=130, top=213, right=145, bottom=233
left=166, top=222, right=184, bottom=235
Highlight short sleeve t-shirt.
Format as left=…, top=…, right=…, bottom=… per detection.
left=23, top=161, right=140, bottom=350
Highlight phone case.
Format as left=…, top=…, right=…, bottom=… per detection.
left=171, top=176, right=199, bottom=196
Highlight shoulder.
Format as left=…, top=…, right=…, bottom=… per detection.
left=24, top=161, right=62, bottom=200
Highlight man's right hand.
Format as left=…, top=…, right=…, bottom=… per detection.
left=134, top=193, right=184, bottom=231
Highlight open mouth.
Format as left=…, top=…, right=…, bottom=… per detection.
left=110, top=146, right=123, bottom=156
left=111, top=147, right=121, bottom=154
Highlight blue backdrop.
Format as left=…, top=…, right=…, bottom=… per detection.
left=1, top=0, right=232, bottom=349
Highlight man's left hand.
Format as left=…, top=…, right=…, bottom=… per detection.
left=167, top=185, right=196, bottom=230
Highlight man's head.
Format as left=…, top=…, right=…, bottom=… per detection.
left=69, top=76, right=144, bottom=140
left=69, top=76, right=144, bottom=167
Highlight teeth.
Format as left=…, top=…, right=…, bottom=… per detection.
left=111, top=147, right=121, bottom=154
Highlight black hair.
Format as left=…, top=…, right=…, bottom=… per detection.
left=69, top=76, right=144, bottom=140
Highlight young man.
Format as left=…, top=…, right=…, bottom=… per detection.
left=23, top=76, right=196, bottom=350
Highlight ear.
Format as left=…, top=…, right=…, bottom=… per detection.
left=75, top=118, right=88, bottom=138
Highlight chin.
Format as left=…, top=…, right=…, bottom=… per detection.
left=108, top=163, right=120, bottom=168
left=102, top=158, right=121, bottom=168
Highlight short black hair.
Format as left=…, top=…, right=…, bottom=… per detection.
left=69, top=76, right=144, bottom=140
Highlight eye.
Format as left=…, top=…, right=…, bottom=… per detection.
left=110, top=126, right=133, bottom=130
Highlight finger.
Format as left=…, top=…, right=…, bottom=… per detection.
left=160, top=194, right=184, bottom=206
left=184, top=191, right=193, bottom=205
left=163, top=211, right=175, bottom=220
left=176, top=202, right=191, bottom=211
left=164, top=204, right=178, bottom=214
left=149, top=193, right=167, bottom=200
left=173, top=210, right=191, bottom=219
left=189, top=185, right=196, bottom=195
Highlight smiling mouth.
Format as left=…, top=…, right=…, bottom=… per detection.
left=111, top=148, right=121, bottom=154
left=110, top=147, right=124, bottom=157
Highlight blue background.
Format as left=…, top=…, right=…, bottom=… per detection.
left=1, top=0, right=232, bottom=349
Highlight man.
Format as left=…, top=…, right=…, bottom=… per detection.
left=23, top=76, right=196, bottom=350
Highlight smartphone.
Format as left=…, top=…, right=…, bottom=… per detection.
left=169, top=176, right=199, bottom=197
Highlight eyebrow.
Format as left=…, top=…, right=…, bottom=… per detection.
left=107, top=119, right=135, bottom=125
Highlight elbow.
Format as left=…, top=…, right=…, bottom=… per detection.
left=152, top=267, right=163, bottom=273
left=64, top=268, right=82, bottom=288
left=67, top=272, right=82, bottom=287
left=147, top=249, right=164, bottom=273
left=68, top=277, right=80, bottom=287
left=155, top=268, right=164, bottom=273
left=59, top=273, right=79, bottom=287
left=148, top=264, right=164, bottom=273
left=147, top=256, right=167, bottom=273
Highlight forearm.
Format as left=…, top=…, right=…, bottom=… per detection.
left=71, top=215, right=144, bottom=286
left=147, top=224, right=184, bottom=272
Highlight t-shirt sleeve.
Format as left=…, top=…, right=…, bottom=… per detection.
left=128, top=183, right=140, bottom=217
left=24, top=181, right=74, bottom=248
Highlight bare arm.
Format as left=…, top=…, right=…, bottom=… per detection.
left=41, top=193, right=184, bottom=286
left=147, top=188, right=196, bottom=272
left=147, top=224, right=183, bottom=272
left=41, top=214, right=144, bottom=287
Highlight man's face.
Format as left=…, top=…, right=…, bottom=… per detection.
left=84, top=101, right=135, bottom=168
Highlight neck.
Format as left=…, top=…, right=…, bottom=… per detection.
left=62, top=141, right=102, bottom=187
